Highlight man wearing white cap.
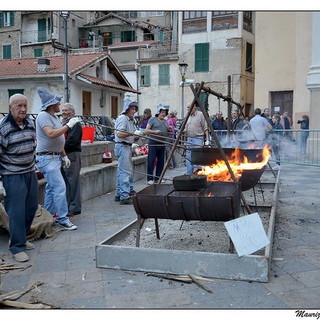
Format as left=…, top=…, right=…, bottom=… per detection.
left=114, top=98, right=138, bottom=205
left=145, top=104, right=171, bottom=184
left=35, top=87, right=81, bottom=230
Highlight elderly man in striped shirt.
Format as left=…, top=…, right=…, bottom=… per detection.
left=0, top=94, right=39, bottom=262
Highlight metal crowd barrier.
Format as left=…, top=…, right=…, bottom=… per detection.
left=213, top=129, right=320, bottom=167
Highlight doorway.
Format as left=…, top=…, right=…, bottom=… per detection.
left=111, top=96, right=118, bottom=119
left=82, top=91, right=92, bottom=115
left=270, top=90, right=293, bottom=116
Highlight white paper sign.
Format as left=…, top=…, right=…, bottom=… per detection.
left=274, top=106, right=280, bottom=112
left=224, top=212, right=270, bottom=257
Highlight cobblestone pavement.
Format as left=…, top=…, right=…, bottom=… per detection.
left=0, top=163, right=319, bottom=317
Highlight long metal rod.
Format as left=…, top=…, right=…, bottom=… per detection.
left=83, top=120, right=204, bottom=150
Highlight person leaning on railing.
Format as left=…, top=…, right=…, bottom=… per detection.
left=297, top=115, right=309, bottom=154
left=271, top=114, right=283, bottom=170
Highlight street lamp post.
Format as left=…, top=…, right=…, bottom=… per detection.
left=61, top=11, right=70, bottom=102
left=178, top=62, right=188, bottom=119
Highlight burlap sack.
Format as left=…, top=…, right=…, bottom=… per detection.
left=0, top=203, right=59, bottom=241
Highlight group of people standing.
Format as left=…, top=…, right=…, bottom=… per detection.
left=209, top=107, right=310, bottom=169
left=0, top=88, right=82, bottom=262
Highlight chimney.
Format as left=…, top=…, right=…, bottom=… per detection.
left=37, top=58, right=50, bottom=72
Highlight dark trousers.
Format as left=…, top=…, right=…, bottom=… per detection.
left=62, top=151, right=82, bottom=213
left=3, top=172, right=39, bottom=254
left=147, top=145, right=165, bottom=182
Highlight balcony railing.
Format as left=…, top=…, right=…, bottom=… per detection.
left=212, top=13, right=238, bottom=31
left=182, top=18, right=207, bottom=34
left=138, top=42, right=178, bottom=60
left=21, top=30, right=51, bottom=44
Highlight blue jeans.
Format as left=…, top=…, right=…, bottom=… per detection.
left=186, top=137, right=204, bottom=174
left=300, top=131, right=309, bottom=154
left=147, top=144, right=165, bottom=182
left=115, top=144, right=133, bottom=200
left=36, top=155, right=69, bottom=223
left=3, top=172, right=39, bottom=254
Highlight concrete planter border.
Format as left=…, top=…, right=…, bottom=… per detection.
left=96, top=170, right=280, bottom=283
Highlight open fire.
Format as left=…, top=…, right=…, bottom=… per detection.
left=195, top=145, right=271, bottom=182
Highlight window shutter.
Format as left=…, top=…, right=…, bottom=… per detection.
left=159, top=64, right=169, bottom=85
left=0, top=12, right=3, bottom=27
left=202, top=43, right=209, bottom=71
left=246, top=42, right=253, bottom=73
left=9, top=11, right=14, bottom=26
left=195, top=44, right=202, bottom=71
left=140, top=66, right=151, bottom=86
left=195, top=43, right=209, bottom=72
left=34, top=48, right=43, bottom=57
left=3, top=45, right=11, bottom=59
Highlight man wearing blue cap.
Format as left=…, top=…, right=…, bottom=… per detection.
left=35, top=87, right=81, bottom=230
left=114, top=98, right=138, bottom=205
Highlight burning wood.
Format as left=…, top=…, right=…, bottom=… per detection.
left=196, top=145, right=271, bottom=182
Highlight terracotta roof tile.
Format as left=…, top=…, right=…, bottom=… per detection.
left=0, top=53, right=108, bottom=78
left=78, top=73, right=141, bottom=94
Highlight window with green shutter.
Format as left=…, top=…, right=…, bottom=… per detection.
left=0, top=11, right=14, bottom=27
left=3, top=45, right=11, bottom=59
left=158, top=64, right=170, bottom=85
left=245, top=42, right=253, bottom=73
left=121, top=30, right=135, bottom=42
left=38, top=18, right=47, bottom=42
left=8, top=89, right=24, bottom=98
left=140, top=66, right=151, bottom=86
left=195, top=43, right=209, bottom=72
left=34, top=48, right=43, bottom=57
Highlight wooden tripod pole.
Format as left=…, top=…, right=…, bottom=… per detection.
left=191, top=82, right=252, bottom=215
left=157, top=82, right=204, bottom=183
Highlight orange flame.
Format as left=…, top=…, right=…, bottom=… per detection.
left=196, top=145, right=271, bottom=182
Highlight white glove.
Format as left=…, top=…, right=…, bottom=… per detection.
left=204, top=140, right=210, bottom=146
left=0, top=180, right=6, bottom=196
left=62, top=156, right=71, bottom=168
left=134, top=130, right=143, bottom=136
left=66, top=117, right=81, bottom=128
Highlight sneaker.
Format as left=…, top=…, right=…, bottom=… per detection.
left=13, top=251, right=29, bottom=262
left=148, top=180, right=154, bottom=185
left=120, top=198, right=133, bottom=205
left=114, top=195, right=120, bottom=202
left=26, top=241, right=34, bottom=250
left=56, top=220, right=77, bottom=231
